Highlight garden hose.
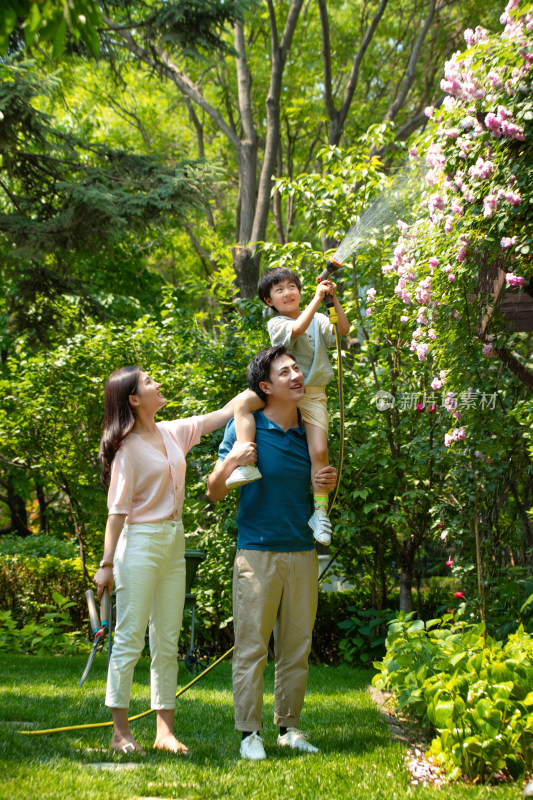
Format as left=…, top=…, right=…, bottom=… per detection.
left=327, top=319, right=344, bottom=516
left=18, top=645, right=235, bottom=737
left=318, top=258, right=345, bottom=516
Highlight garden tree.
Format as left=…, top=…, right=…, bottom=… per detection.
left=78, top=0, right=504, bottom=296
left=373, top=1, right=533, bottom=392
left=0, top=0, right=245, bottom=58
left=349, top=0, right=533, bottom=610
left=0, top=51, right=233, bottom=530
left=0, top=0, right=102, bottom=57
left=0, top=291, right=262, bottom=598
left=0, top=59, right=222, bottom=340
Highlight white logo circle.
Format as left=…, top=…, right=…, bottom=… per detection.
left=375, top=390, right=395, bottom=411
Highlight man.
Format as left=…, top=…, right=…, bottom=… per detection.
left=207, top=345, right=336, bottom=760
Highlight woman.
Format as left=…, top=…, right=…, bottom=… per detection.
left=94, top=366, right=249, bottom=755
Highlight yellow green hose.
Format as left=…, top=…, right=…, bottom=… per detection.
left=18, top=645, right=234, bottom=736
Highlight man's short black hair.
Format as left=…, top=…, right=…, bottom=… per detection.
left=247, top=345, right=296, bottom=401
left=257, top=267, right=301, bottom=305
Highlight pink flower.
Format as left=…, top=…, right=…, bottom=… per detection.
left=428, top=404, right=437, bottom=414
left=438, top=522, right=443, bottom=529
left=483, top=193, right=499, bottom=217
left=454, top=591, right=464, bottom=599
left=416, top=343, right=429, bottom=361
left=431, top=377, right=442, bottom=390
left=446, top=559, right=454, bottom=567
left=448, top=273, right=456, bottom=282
left=451, top=198, right=464, bottom=216
left=429, top=256, right=439, bottom=269
left=366, top=308, right=373, bottom=317
left=506, top=272, right=526, bottom=287
left=474, top=450, right=485, bottom=460
left=416, top=402, right=425, bottom=412
left=483, top=342, right=494, bottom=355
left=504, top=190, right=521, bottom=206
left=400, top=315, right=409, bottom=323
left=409, top=147, right=419, bottom=159
left=501, top=236, right=517, bottom=248
left=425, top=106, right=435, bottom=118
left=444, top=433, right=453, bottom=447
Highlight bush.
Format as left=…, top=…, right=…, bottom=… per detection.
left=373, top=613, right=533, bottom=782
left=0, top=592, right=86, bottom=655
left=312, top=589, right=359, bottom=664
left=0, top=553, right=89, bottom=629
left=338, top=606, right=397, bottom=666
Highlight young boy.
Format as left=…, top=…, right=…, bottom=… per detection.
left=225, top=267, right=350, bottom=545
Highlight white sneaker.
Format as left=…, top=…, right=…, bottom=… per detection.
left=226, top=464, right=262, bottom=489
left=308, top=507, right=332, bottom=545
left=277, top=728, right=319, bottom=753
left=240, top=732, right=267, bottom=760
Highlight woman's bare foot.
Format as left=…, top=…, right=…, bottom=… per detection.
left=110, top=734, right=146, bottom=755
left=153, top=733, right=190, bottom=754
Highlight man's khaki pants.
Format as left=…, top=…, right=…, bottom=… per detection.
left=232, top=548, right=318, bottom=732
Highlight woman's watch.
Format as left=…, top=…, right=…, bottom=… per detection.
left=99, top=560, right=113, bottom=568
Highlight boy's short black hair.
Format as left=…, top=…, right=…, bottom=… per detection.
left=247, top=345, right=296, bottom=401
left=257, top=267, right=301, bottom=305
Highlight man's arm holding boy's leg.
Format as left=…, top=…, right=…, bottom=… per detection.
left=226, top=390, right=265, bottom=489
left=207, top=441, right=258, bottom=502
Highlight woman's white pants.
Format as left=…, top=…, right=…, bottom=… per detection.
left=105, top=520, right=186, bottom=710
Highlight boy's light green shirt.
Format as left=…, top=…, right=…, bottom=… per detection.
left=267, top=311, right=336, bottom=386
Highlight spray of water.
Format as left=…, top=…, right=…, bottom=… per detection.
left=331, top=160, right=424, bottom=266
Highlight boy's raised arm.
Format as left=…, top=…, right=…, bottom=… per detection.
left=291, top=281, right=333, bottom=337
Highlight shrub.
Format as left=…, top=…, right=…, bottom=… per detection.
left=373, top=613, right=533, bottom=782
left=0, top=553, right=88, bottom=629
left=338, top=607, right=397, bottom=666
left=0, top=592, right=86, bottom=655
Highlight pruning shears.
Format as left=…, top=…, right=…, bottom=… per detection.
left=79, top=588, right=110, bottom=688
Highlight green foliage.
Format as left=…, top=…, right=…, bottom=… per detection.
left=0, top=592, right=85, bottom=655
left=0, top=0, right=102, bottom=57
left=373, top=613, right=533, bottom=782
left=338, top=607, right=397, bottom=666
left=0, top=533, right=78, bottom=559
left=0, top=553, right=88, bottom=629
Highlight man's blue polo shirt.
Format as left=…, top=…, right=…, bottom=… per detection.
left=218, top=410, right=314, bottom=551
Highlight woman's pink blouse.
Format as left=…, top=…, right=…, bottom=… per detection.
left=107, top=416, right=203, bottom=523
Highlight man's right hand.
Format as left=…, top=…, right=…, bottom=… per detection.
left=229, top=440, right=258, bottom=466
left=207, top=441, right=257, bottom=503
left=314, top=465, right=337, bottom=491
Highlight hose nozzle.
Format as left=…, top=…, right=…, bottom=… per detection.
left=317, top=258, right=342, bottom=284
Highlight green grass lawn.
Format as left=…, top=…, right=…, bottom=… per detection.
left=0, top=654, right=520, bottom=800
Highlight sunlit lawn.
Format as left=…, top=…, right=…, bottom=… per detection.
left=0, top=654, right=519, bottom=800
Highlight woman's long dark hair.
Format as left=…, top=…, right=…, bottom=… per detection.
left=99, top=366, right=140, bottom=486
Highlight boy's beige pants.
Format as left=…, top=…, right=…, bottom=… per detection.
left=232, top=548, right=318, bottom=732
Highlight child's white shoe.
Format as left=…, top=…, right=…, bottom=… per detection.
left=226, top=464, right=262, bottom=489
left=308, top=507, right=332, bottom=545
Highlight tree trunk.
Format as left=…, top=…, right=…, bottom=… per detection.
left=398, top=554, right=413, bottom=612
left=232, top=246, right=260, bottom=298
left=3, top=476, right=31, bottom=537
left=35, top=478, right=48, bottom=534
